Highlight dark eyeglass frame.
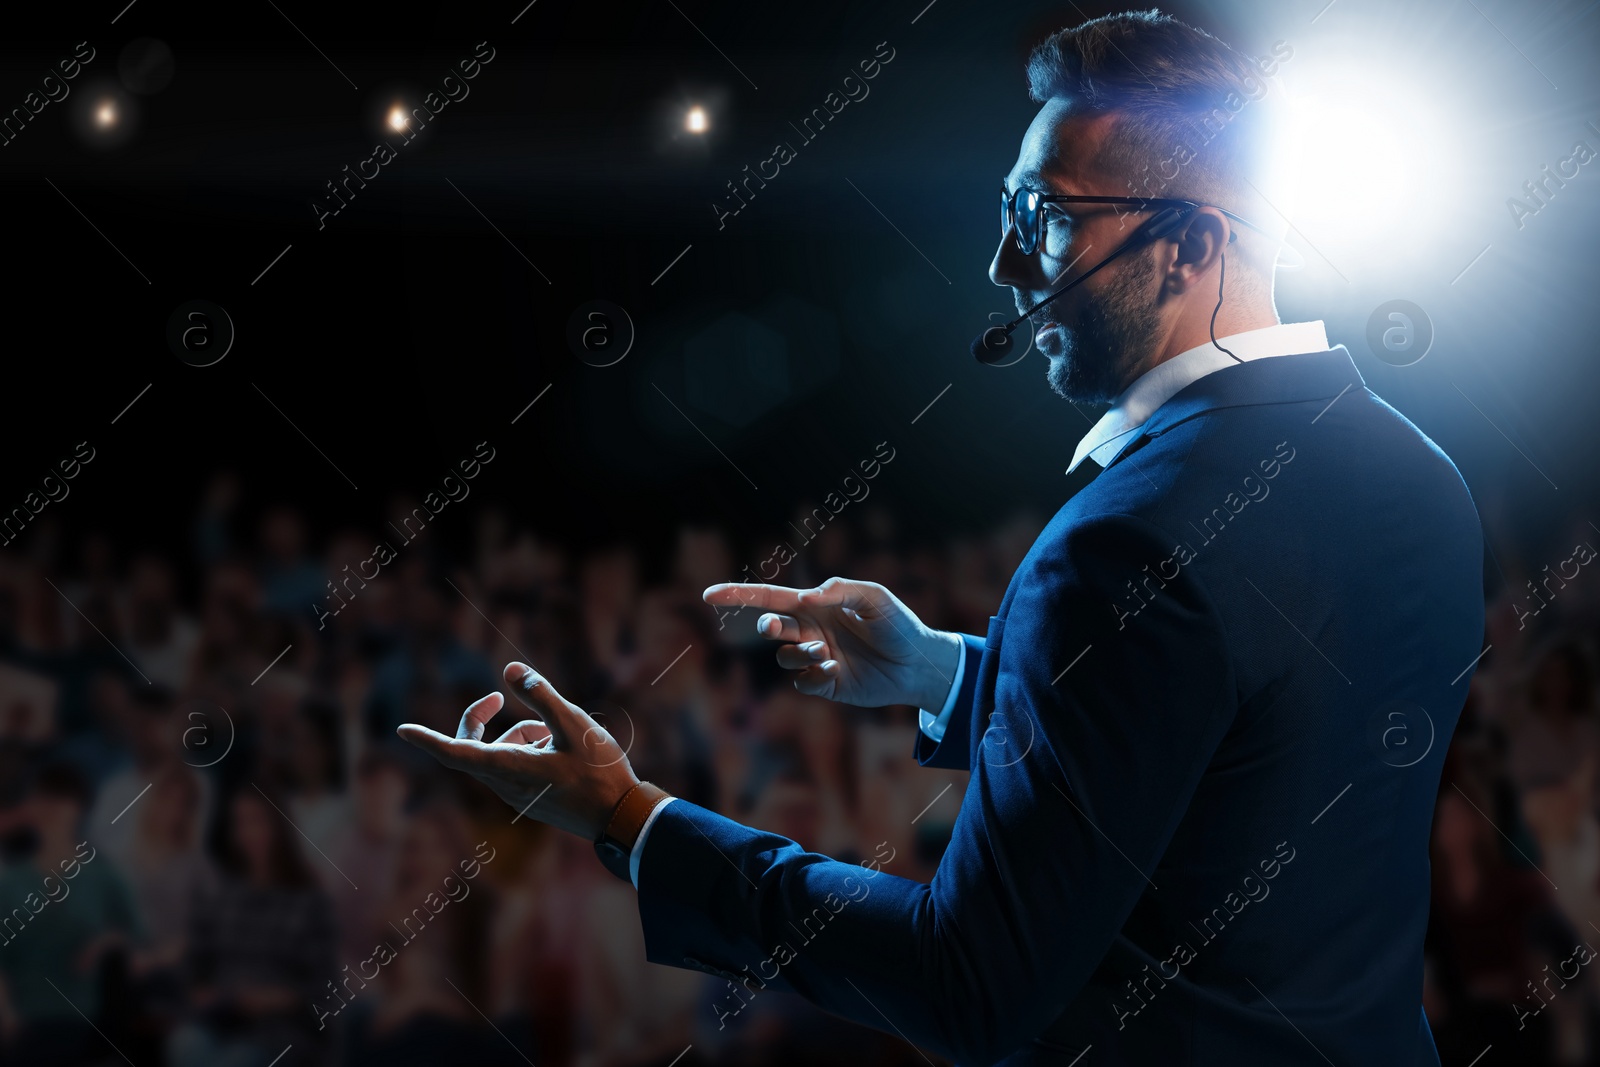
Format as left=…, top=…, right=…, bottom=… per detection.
left=1001, top=183, right=1265, bottom=256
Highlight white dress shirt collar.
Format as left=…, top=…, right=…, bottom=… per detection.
left=1067, top=320, right=1330, bottom=475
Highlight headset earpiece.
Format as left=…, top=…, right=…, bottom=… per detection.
left=975, top=200, right=1254, bottom=364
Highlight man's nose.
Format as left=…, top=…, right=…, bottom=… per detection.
left=990, top=230, right=1028, bottom=290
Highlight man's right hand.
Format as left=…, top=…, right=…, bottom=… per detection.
left=703, top=577, right=961, bottom=711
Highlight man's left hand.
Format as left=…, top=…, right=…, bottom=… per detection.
left=397, top=661, right=638, bottom=840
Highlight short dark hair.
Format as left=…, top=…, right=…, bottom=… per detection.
left=1025, top=9, right=1291, bottom=250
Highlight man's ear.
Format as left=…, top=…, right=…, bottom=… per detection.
left=1167, top=209, right=1231, bottom=293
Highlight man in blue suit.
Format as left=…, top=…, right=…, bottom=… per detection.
left=400, top=10, right=1484, bottom=1064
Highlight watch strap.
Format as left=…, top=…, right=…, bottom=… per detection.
left=597, top=781, right=671, bottom=851
left=593, top=781, right=670, bottom=883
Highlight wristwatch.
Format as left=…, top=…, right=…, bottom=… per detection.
left=594, top=781, right=672, bottom=882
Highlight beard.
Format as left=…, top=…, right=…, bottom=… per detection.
left=1042, top=244, right=1162, bottom=404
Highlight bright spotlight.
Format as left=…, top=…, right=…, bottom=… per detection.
left=1289, top=94, right=1414, bottom=229
left=72, top=81, right=136, bottom=148
left=1276, top=65, right=1464, bottom=275
left=686, top=106, right=708, bottom=134
left=388, top=105, right=408, bottom=131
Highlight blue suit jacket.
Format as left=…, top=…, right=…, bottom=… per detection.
left=637, top=347, right=1484, bottom=1065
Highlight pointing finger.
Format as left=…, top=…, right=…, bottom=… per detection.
left=457, top=692, right=505, bottom=741
left=702, top=583, right=806, bottom=613
left=796, top=577, right=885, bottom=616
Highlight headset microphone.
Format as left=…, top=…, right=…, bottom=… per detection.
left=972, top=204, right=1196, bottom=365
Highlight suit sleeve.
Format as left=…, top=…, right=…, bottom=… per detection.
left=913, top=632, right=986, bottom=770
left=635, top=513, right=1236, bottom=1065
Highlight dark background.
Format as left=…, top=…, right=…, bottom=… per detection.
left=1, top=0, right=1598, bottom=1064
left=8, top=0, right=1596, bottom=557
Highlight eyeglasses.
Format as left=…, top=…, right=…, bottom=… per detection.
left=1000, top=183, right=1262, bottom=256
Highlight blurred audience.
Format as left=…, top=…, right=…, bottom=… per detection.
left=169, top=787, right=336, bottom=1067
left=8, top=482, right=1596, bottom=1064
left=0, top=763, right=142, bottom=1066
